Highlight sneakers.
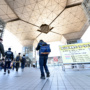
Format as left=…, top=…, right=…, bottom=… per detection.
left=47, top=72, right=50, bottom=77
left=40, top=76, right=45, bottom=79
left=8, top=70, right=10, bottom=74
left=4, top=72, right=6, bottom=75
left=4, top=70, right=10, bottom=75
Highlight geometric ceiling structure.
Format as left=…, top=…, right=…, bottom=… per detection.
left=0, top=0, right=88, bottom=46
left=0, top=0, right=17, bottom=22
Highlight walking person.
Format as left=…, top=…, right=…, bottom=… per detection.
left=0, top=60, right=3, bottom=70
left=21, top=54, right=26, bottom=72
left=16, top=53, right=21, bottom=72
left=0, top=38, right=5, bottom=59
left=36, top=40, right=51, bottom=79
left=4, top=48, right=14, bottom=74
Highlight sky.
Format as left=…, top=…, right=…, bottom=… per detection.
left=81, top=26, right=90, bottom=42
left=48, top=41, right=64, bottom=57
left=3, top=29, right=23, bottom=57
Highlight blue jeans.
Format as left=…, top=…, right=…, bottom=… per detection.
left=4, top=61, right=11, bottom=72
left=0, top=66, right=2, bottom=70
left=21, top=63, right=25, bottom=69
left=39, top=55, right=49, bottom=76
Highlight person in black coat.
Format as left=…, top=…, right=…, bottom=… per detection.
left=0, top=38, right=5, bottom=59
left=16, top=53, right=21, bottom=72
left=21, top=54, right=26, bottom=71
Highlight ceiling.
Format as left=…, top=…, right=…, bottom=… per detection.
left=0, top=0, right=88, bottom=46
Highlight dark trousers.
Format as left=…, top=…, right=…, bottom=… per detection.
left=21, top=63, right=25, bottom=69
left=0, top=66, right=2, bottom=70
left=16, top=63, right=19, bottom=71
left=39, top=55, right=49, bottom=76
left=13, top=63, right=15, bottom=70
left=4, top=61, right=11, bottom=72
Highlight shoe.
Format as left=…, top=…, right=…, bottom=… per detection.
left=40, top=76, right=45, bottom=79
left=16, top=68, right=18, bottom=72
left=47, top=72, right=50, bottom=77
left=16, top=69, right=18, bottom=72
left=22, top=69, right=24, bottom=72
left=8, top=70, right=10, bottom=74
left=4, top=72, right=6, bottom=75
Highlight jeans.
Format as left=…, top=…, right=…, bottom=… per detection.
left=4, top=61, right=11, bottom=72
left=39, top=55, right=49, bottom=76
left=21, top=63, right=25, bottom=69
left=0, top=66, right=2, bottom=70
left=16, top=63, right=19, bottom=71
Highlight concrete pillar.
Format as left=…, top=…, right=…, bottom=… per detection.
left=82, top=0, right=90, bottom=24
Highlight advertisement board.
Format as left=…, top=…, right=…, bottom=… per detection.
left=59, top=42, right=90, bottom=64
left=53, top=57, right=58, bottom=62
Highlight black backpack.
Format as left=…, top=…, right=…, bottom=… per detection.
left=16, top=56, right=20, bottom=61
left=21, top=57, right=26, bottom=63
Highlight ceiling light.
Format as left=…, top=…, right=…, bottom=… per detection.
left=37, top=24, right=54, bottom=34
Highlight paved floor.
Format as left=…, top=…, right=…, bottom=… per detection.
left=0, top=66, right=90, bottom=90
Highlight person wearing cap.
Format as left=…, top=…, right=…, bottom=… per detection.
left=4, top=48, right=14, bottom=74
left=0, top=38, right=5, bottom=59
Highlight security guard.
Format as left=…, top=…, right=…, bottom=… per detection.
left=4, top=48, right=14, bottom=74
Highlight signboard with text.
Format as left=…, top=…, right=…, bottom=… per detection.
left=59, top=42, right=90, bottom=63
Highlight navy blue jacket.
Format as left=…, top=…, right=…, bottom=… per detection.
left=36, top=41, right=48, bottom=56
left=5, top=50, right=14, bottom=60
left=21, top=56, right=26, bottom=64
left=0, top=42, right=5, bottom=57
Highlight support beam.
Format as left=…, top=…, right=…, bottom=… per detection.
left=21, top=20, right=40, bottom=28
left=66, top=2, right=82, bottom=8
left=50, top=31, right=61, bottom=35
left=7, top=18, right=20, bottom=23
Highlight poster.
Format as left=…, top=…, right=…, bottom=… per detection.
left=59, top=42, right=90, bottom=63
left=53, top=57, right=58, bottom=62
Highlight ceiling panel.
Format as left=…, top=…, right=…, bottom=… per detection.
left=6, top=20, right=41, bottom=41
left=0, top=0, right=17, bottom=22
left=36, top=32, right=62, bottom=42
left=6, top=0, right=67, bottom=26
left=21, top=40, right=34, bottom=46
left=2, top=0, right=88, bottom=46
left=51, top=5, right=87, bottom=34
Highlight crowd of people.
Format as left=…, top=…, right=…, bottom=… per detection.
left=0, top=38, right=26, bottom=74
left=0, top=38, right=51, bottom=79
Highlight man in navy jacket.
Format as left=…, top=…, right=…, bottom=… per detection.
left=36, top=40, right=50, bottom=79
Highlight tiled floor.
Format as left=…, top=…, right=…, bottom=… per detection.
left=0, top=66, right=90, bottom=90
